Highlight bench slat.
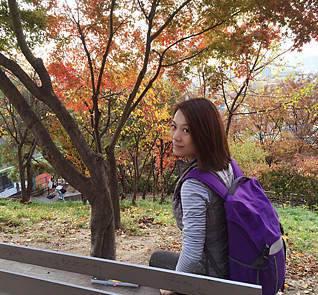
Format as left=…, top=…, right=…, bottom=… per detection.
left=0, top=243, right=262, bottom=295
left=0, top=269, right=118, bottom=295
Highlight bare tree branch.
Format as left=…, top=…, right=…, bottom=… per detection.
left=150, top=0, right=193, bottom=41
left=8, top=0, right=53, bottom=90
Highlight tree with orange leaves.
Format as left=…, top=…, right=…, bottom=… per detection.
left=1, top=0, right=317, bottom=260
left=244, top=73, right=318, bottom=165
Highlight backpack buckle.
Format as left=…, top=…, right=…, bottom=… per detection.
left=263, top=244, right=270, bottom=260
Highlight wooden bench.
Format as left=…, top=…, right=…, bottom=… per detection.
left=0, top=242, right=262, bottom=295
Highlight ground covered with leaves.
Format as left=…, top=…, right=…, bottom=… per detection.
left=0, top=199, right=317, bottom=294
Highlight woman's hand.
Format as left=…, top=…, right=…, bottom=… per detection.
left=160, top=289, right=174, bottom=295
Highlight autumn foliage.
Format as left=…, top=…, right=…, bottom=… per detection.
left=1, top=0, right=318, bottom=261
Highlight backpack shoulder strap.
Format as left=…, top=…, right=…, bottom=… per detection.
left=230, top=159, right=244, bottom=178
left=182, top=159, right=244, bottom=200
left=183, top=169, right=228, bottom=200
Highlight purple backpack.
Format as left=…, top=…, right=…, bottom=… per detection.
left=183, top=160, right=286, bottom=295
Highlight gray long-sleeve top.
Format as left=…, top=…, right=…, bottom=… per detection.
left=175, top=167, right=234, bottom=274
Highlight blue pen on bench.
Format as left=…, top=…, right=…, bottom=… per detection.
left=91, top=277, right=139, bottom=287
left=105, top=280, right=139, bottom=287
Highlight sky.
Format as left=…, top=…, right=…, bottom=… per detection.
left=284, top=40, right=318, bottom=60
left=280, top=39, right=318, bottom=72
left=300, top=40, right=318, bottom=57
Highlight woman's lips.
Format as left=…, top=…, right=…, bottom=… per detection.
left=173, top=144, right=183, bottom=149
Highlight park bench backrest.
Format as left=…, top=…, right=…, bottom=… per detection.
left=0, top=242, right=262, bottom=295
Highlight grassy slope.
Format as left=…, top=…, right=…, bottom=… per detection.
left=0, top=198, right=317, bottom=256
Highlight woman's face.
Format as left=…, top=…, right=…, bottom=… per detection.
left=171, top=110, right=196, bottom=161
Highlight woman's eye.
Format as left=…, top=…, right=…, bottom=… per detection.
left=183, top=128, right=189, bottom=133
left=171, top=125, right=176, bottom=130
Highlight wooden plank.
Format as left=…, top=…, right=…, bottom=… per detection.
left=0, top=243, right=262, bottom=295
left=0, top=258, right=159, bottom=295
left=0, top=269, right=118, bottom=295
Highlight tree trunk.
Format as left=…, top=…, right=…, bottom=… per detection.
left=118, top=164, right=127, bottom=200
left=106, top=149, right=121, bottom=229
left=167, top=176, right=179, bottom=195
left=26, top=161, right=33, bottom=202
left=160, top=191, right=165, bottom=204
left=142, top=158, right=154, bottom=200
left=152, top=160, right=157, bottom=202
left=132, top=155, right=138, bottom=205
left=88, top=156, right=116, bottom=259
left=90, top=192, right=116, bottom=259
left=226, top=112, right=233, bottom=136
left=18, top=145, right=28, bottom=203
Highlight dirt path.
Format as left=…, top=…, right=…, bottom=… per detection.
left=0, top=220, right=317, bottom=294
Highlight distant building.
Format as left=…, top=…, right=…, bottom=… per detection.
left=262, top=67, right=272, bottom=78
left=35, top=173, right=52, bottom=189
left=0, top=166, right=14, bottom=193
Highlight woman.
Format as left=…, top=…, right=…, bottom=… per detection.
left=149, top=98, right=234, bottom=295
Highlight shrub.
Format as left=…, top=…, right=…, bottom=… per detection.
left=256, top=155, right=318, bottom=209
left=229, top=136, right=267, bottom=177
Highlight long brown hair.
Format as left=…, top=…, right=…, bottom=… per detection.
left=174, top=98, right=231, bottom=172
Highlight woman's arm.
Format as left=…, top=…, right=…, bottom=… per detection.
left=176, top=178, right=210, bottom=273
